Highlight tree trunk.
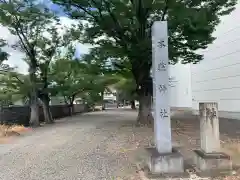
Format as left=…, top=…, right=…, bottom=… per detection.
left=130, top=100, right=136, bottom=109
left=101, top=91, right=105, bottom=110
left=42, top=96, right=54, bottom=124
left=69, top=103, right=74, bottom=115
left=29, top=93, right=40, bottom=127
left=29, top=82, right=40, bottom=127
left=69, top=95, right=76, bottom=115
left=136, top=94, right=153, bottom=127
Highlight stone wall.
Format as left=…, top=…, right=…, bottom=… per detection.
left=0, top=104, right=89, bottom=126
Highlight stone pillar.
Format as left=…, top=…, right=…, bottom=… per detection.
left=152, top=21, right=172, bottom=154
left=200, top=103, right=220, bottom=153
left=194, top=102, right=232, bottom=176
left=146, top=21, right=185, bottom=177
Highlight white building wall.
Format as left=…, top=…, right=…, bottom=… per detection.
left=103, top=93, right=116, bottom=101
left=191, top=1, right=240, bottom=119
left=169, top=63, right=192, bottom=108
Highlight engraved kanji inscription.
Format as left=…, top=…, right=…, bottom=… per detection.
left=157, top=61, right=167, bottom=71
left=206, top=107, right=217, bottom=120
left=157, top=40, right=166, bottom=48
left=159, top=108, right=168, bottom=118
left=158, top=84, right=167, bottom=93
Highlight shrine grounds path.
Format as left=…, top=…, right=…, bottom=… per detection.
left=1, top=108, right=240, bottom=180
left=0, top=109, right=151, bottom=180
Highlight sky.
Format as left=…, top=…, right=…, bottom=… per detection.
left=0, top=0, right=92, bottom=74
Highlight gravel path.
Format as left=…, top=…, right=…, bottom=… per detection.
left=0, top=109, right=141, bottom=180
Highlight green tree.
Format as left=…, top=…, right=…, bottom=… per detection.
left=82, top=91, right=102, bottom=108
left=81, top=46, right=119, bottom=109
left=0, top=70, right=32, bottom=106
left=0, top=0, right=58, bottom=126
left=114, top=76, right=137, bottom=109
left=49, top=53, right=118, bottom=112
left=82, top=49, right=120, bottom=109
left=49, top=58, right=92, bottom=114
left=36, top=25, right=78, bottom=123
left=53, top=0, right=237, bottom=125
left=111, top=64, right=137, bottom=109
left=0, top=39, right=8, bottom=62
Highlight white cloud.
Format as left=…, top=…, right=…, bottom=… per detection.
left=0, top=17, right=93, bottom=73
left=0, top=25, right=29, bottom=74
left=3, top=47, right=28, bottom=74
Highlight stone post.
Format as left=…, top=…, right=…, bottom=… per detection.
left=146, top=21, right=184, bottom=176
left=200, top=103, right=220, bottom=153
left=194, top=102, right=232, bottom=176
left=152, top=21, right=172, bottom=154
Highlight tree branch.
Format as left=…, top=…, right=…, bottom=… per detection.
left=91, top=0, right=103, bottom=17
left=12, top=25, right=31, bottom=57
left=13, top=75, right=24, bottom=84
left=161, top=0, right=169, bottom=21
left=70, top=94, right=76, bottom=105
left=103, top=0, right=137, bottom=43
left=63, top=95, right=69, bottom=105
left=70, top=2, right=100, bottom=22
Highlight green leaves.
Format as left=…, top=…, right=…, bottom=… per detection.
left=0, top=0, right=83, bottom=106
left=48, top=53, right=119, bottom=105
left=0, top=39, right=8, bottom=62
left=53, top=0, right=237, bottom=88
left=0, top=69, right=32, bottom=105
left=0, top=0, right=57, bottom=63
left=49, top=58, right=88, bottom=103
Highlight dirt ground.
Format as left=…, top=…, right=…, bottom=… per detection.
left=0, top=110, right=150, bottom=180
left=1, top=110, right=240, bottom=180
left=117, top=113, right=240, bottom=180
left=171, top=115, right=240, bottom=167
left=170, top=114, right=240, bottom=180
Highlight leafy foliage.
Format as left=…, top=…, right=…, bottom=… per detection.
left=52, top=0, right=237, bottom=124
left=53, top=0, right=237, bottom=89
left=0, top=70, right=31, bottom=106
left=0, top=39, right=8, bottom=62
left=0, top=0, right=56, bottom=60
left=49, top=52, right=119, bottom=106
left=49, top=58, right=91, bottom=104
left=0, top=0, right=68, bottom=125
left=35, top=25, right=80, bottom=105
left=114, top=77, right=137, bottom=103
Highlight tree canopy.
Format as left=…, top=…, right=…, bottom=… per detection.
left=0, top=0, right=237, bottom=125
left=0, top=0, right=59, bottom=126
left=53, top=0, right=237, bottom=81
left=0, top=0, right=82, bottom=126
left=52, top=0, right=237, bottom=124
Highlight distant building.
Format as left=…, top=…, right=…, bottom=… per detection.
left=103, top=86, right=117, bottom=102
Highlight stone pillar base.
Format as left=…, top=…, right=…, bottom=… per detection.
left=146, top=147, right=187, bottom=178
left=193, top=149, right=232, bottom=177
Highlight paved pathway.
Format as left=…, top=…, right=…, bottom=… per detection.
left=0, top=109, right=140, bottom=180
